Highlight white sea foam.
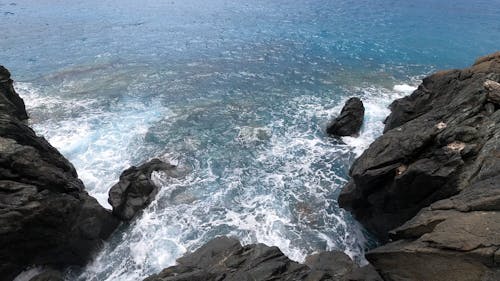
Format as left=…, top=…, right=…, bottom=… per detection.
left=341, top=83, right=417, bottom=156
left=16, top=82, right=170, bottom=208
left=394, top=83, right=417, bottom=94
left=16, top=76, right=419, bottom=281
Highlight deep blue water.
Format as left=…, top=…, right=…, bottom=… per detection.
left=2, top=0, right=500, bottom=280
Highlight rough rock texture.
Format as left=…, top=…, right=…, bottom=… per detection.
left=0, top=66, right=28, bottom=121
left=108, top=158, right=177, bottom=221
left=484, top=79, right=500, bottom=104
left=339, top=52, right=500, bottom=280
left=0, top=66, right=119, bottom=281
left=144, top=236, right=382, bottom=281
left=327, top=97, right=365, bottom=137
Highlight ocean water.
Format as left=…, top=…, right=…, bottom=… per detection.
left=2, top=0, right=500, bottom=280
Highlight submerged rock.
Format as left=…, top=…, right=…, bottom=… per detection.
left=108, top=158, right=177, bottom=221
left=339, top=52, right=500, bottom=280
left=144, top=236, right=381, bottom=281
left=0, top=66, right=119, bottom=280
left=327, top=97, right=365, bottom=137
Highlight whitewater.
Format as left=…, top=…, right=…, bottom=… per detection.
left=3, top=0, right=500, bottom=280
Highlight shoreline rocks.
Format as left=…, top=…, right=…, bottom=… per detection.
left=0, top=66, right=28, bottom=121
left=108, top=158, right=177, bottom=221
left=144, top=236, right=381, bottom=281
left=0, top=66, right=120, bottom=280
left=145, top=52, right=500, bottom=281
left=1, top=65, right=185, bottom=280
left=3, top=50, right=500, bottom=281
left=327, top=97, right=365, bottom=137
left=340, top=52, right=500, bottom=280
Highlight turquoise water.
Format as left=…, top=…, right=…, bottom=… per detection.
left=2, top=0, right=500, bottom=280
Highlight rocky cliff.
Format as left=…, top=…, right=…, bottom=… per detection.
left=340, top=52, right=500, bottom=280
left=0, top=66, right=120, bottom=280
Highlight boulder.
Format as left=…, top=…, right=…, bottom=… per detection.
left=339, top=52, right=500, bottom=280
left=484, top=79, right=500, bottom=104
left=144, top=236, right=382, bottom=281
left=108, top=158, right=177, bottom=221
left=327, top=97, right=365, bottom=137
left=0, top=66, right=119, bottom=280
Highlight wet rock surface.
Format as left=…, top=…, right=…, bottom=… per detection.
left=339, top=52, right=500, bottom=280
left=144, top=236, right=381, bottom=281
left=327, top=97, right=365, bottom=137
left=0, top=66, right=119, bottom=280
left=0, top=66, right=28, bottom=121
left=108, top=158, right=177, bottom=221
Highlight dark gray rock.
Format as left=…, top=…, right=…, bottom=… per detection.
left=144, top=236, right=381, bottom=281
left=484, top=102, right=496, bottom=115
left=0, top=65, right=28, bottom=121
left=339, top=52, right=500, bottom=239
left=327, top=97, right=365, bottom=137
left=304, top=251, right=355, bottom=280
left=339, top=52, right=500, bottom=280
left=0, top=66, right=119, bottom=280
left=108, top=158, right=176, bottom=221
left=345, top=265, right=383, bottom=281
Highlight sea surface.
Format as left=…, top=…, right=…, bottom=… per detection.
left=2, top=0, right=500, bottom=280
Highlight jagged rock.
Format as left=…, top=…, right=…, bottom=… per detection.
left=0, top=65, right=28, bottom=121
left=327, top=97, right=365, bottom=137
left=339, top=52, right=500, bottom=280
left=0, top=66, right=119, bottom=280
left=365, top=124, right=500, bottom=281
left=144, top=236, right=382, bottom=281
left=484, top=79, right=500, bottom=104
left=108, top=158, right=177, bottom=221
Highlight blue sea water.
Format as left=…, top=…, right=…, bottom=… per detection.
left=2, top=0, right=500, bottom=280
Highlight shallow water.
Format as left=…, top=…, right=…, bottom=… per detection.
left=2, top=0, right=500, bottom=280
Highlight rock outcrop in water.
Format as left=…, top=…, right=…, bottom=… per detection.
left=339, top=52, right=500, bottom=280
left=327, top=97, right=365, bottom=137
left=108, top=158, right=177, bottom=221
left=0, top=66, right=119, bottom=280
left=144, top=236, right=381, bottom=281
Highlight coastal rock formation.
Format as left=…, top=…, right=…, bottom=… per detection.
left=0, top=66, right=119, bottom=280
left=144, top=236, right=381, bottom=281
left=339, top=52, right=500, bottom=280
left=327, top=97, right=365, bottom=137
left=0, top=66, right=28, bottom=121
left=484, top=79, right=500, bottom=104
left=108, top=158, right=177, bottom=221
